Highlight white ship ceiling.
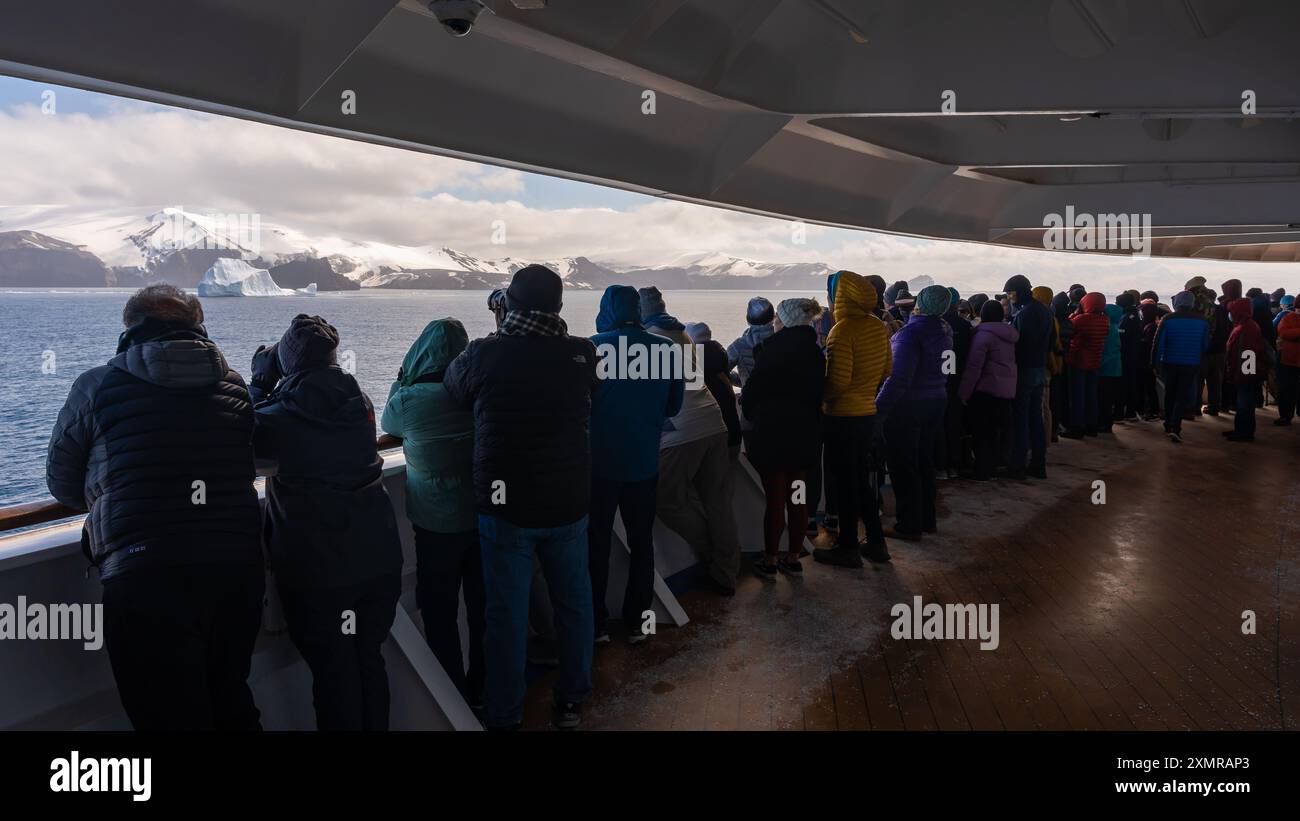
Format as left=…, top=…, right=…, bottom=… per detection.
left=3, top=0, right=1300, bottom=261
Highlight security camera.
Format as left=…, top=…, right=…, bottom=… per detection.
left=428, top=0, right=489, bottom=37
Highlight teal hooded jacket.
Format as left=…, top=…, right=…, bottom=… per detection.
left=1100, top=303, right=1123, bottom=377
left=381, top=318, right=476, bottom=533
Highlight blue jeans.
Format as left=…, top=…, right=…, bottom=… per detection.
left=479, top=514, right=593, bottom=727
left=1011, top=366, right=1046, bottom=473
left=1069, top=368, right=1099, bottom=432
left=1233, top=378, right=1258, bottom=438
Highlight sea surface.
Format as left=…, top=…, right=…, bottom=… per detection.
left=0, top=288, right=822, bottom=507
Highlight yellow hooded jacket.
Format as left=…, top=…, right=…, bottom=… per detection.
left=1032, top=285, right=1063, bottom=376
left=823, top=270, right=892, bottom=416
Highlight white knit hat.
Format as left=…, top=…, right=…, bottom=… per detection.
left=776, top=297, right=822, bottom=328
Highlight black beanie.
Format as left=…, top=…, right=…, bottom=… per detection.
left=506, top=264, right=563, bottom=313
left=277, top=314, right=339, bottom=375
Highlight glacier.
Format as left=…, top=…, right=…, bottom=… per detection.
left=197, top=258, right=316, bottom=297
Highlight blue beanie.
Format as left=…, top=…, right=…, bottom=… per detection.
left=916, top=284, right=952, bottom=316
left=947, top=287, right=960, bottom=306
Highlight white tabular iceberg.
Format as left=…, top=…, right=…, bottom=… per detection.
left=197, top=258, right=316, bottom=297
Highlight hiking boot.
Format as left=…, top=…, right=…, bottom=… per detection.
left=777, top=557, right=803, bottom=577
left=1028, top=465, right=1048, bottom=480
left=860, top=541, right=892, bottom=564
left=552, top=699, right=582, bottom=730
left=813, top=546, right=863, bottom=568
left=752, top=558, right=778, bottom=582
left=594, top=631, right=611, bottom=646
left=1168, top=431, right=1182, bottom=443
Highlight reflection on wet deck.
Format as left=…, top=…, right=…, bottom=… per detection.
left=525, top=407, right=1298, bottom=730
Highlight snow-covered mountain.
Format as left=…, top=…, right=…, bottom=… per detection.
left=0, top=205, right=852, bottom=292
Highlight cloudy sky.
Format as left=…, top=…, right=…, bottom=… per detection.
left=1, top=75, right=1297, bottom=297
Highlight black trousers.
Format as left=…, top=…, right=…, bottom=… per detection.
left=1120, top=366, right=1140, bottom=418
left=967, top=392, right=1012, bottom=480
left=588, top=475, right=659, bottom=636
left=825, top=414, right=885, bottom=549
left=1162, top=363, right=1199, bottom=435
left=279, top=572, right=400, bottom=731
left=102, top=562, right=264, bottom=731
left=1135, top=365, right=1159, bottom=416
left=885, top=398, right=946, bottom=535
left=414, top=526, right=486, bottom=706
left=941, top=379, right=971, bottom=474
left=1098, top=375, right=1122, bottom=430
left=1277, top=364, right=1300, bottom=421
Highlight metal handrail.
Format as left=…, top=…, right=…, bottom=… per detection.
left=0, top=434, right=405, bottom=534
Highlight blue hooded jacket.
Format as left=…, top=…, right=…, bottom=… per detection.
left=1100, top=304, right=1123, bottom=377
left=590, top=286, right=686, bottom=482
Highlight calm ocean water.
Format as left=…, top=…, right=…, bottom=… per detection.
left=0, top=287, right=821, bottom=507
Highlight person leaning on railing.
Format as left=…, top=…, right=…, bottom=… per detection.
left=249, top=314, right=403, bottom=731
left=45, top=283, right=265, bottom=731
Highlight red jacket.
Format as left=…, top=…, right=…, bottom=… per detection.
left=1068, top=292, right=1109, bottom=372
left=1225, top=298, right=1267, bottom=384
left=1278, top=310, right=1300, bottom=368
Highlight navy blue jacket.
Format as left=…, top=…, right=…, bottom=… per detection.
left=1010, top=298, right=1055, bottom=370
left=46, top=325, right=261, bottom=580
left=589, top=286, right=685, bottom=482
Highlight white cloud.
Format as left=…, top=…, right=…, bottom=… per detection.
left=0, top=102, right=1297, bottom=297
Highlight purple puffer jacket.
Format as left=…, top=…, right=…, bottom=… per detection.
left=959, top=320, right=1019, bottom=402
left=876, top=313, right=952, bottom=413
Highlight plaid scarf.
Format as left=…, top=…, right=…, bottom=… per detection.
left=499, top=309, right=568, bottom=337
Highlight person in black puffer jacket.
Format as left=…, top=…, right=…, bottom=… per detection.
left=46, top=284, right=263, bottom=731
left=249, top=313, right=402, bottom=731
left=444, top=264, right=598, bottom=731
left=740, top=298, right=825, bottom=579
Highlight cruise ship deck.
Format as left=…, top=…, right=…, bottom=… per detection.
left=523, top=408, right=1297, bottom=731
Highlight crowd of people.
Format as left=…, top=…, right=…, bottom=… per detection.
left=45, top=266, right=1299, bottom=731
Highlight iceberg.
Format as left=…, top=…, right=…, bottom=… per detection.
left=197, top=258, right=316, bottom=297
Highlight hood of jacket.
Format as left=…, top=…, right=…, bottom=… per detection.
left=273, top=367, right=372, bottom=428
left=1139, top=303, right=1159, bottom=323
left=1051, top=292, right=1072, bottom=320
left=737, top=322, right=775, bottom=351
left=832, top=270, right=877, bottom=323
left=398, top=318, right=469, bottom=386
left=1031, top=286, right=1053, bottom=307
left=1004, top=274, right=1034, bottom=306
left=1080, top=292, right=1107, bottom=314
left=596, top=285, right=642, bottom=334
left=109, top=334, right=228, bottom=388
left=1104, top=304, right=1124, bottom=326
left=1228, top=297, right=1254, bottom=324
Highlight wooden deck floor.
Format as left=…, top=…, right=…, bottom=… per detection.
left=525, top=407, right=1299, bottom=730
